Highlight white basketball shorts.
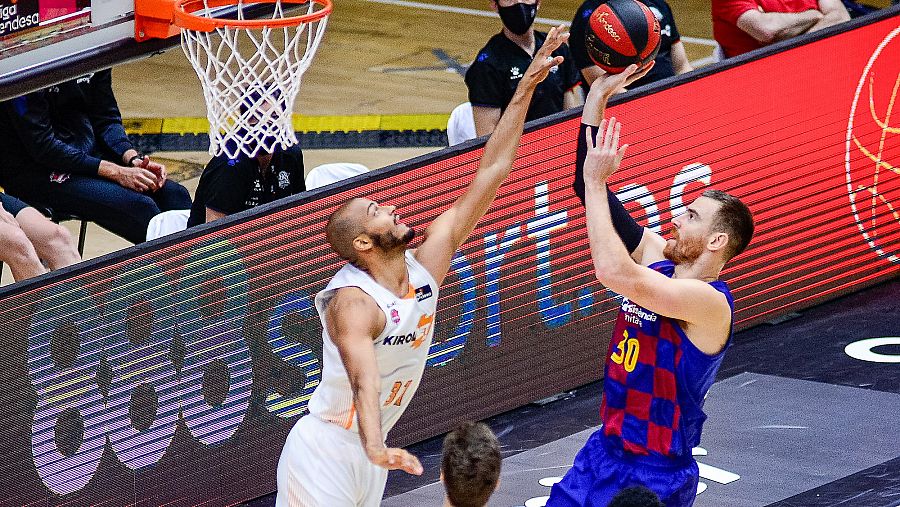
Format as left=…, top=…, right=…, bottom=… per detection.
left=275, top=415, right=389, bottom=507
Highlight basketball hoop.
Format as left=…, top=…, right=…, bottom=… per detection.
left=136, top=0, right=332, bottom=158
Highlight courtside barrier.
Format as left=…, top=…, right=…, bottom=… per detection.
left=0, top=8, right=897, bottom=505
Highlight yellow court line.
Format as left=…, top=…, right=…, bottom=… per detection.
left=124, top=114, right=451, bottom=135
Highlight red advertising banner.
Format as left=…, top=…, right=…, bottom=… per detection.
left=0, top=10, right=896, bottom=506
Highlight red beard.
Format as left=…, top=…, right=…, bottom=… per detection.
left=663, top=235, right=704, bottom=264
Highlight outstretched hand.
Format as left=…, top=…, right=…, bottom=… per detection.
left=589, top=62, right=655, bottom=99
left=367, top=446, right=423, bottom=476
left=521, top=25, right=570, bottom=87
left=584, top=117, right=627, bottom=185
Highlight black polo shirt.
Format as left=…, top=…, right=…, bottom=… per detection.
left=569, top=0, right=681, bottom=88
left=188, top=144, right=305, bottom=227
left=465, top=30, right=581, bottom=122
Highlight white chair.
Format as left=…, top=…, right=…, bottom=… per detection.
left=146, top=209, right=190, bottom=241
left=447, top=102, right=476, bottom=146
left=713, top=42, right=726, bottom=63
left=305, top=163, right=369, bottom=190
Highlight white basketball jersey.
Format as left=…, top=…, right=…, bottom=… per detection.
left=308, top=250, right=439, bottom=437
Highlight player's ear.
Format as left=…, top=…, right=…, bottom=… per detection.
left=353, top=234, right=373, bottom=253
left=707, top=231, right=729, bottom=253
left=439, top=471, right=444, bottom=483
left=494, top=476, right=502, bottom=491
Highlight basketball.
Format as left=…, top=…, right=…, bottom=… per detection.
left=585, top=0, right=661, bottom=74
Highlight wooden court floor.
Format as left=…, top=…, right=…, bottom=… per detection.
left=113, top=0, right=724, bottom=118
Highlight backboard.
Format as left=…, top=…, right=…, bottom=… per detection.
left=0, top=0, right=275, bottom=101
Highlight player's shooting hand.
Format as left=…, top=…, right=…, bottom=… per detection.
left=584, top=117, right=627, bottom=186
left=367, top=446, right=424, bottom=475
left=522, top=25, right=569, bottom=87
left=588, top=61, right=655, bottom=102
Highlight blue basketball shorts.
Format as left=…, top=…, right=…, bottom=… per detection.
left=546, top=430, right=699, bottom=507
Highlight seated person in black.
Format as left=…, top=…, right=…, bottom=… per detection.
left=465, top=0, right=582, bottom=137
left=0, top=191, right=80, bottom=282
left=569, top=0, right=692, bottom=90
left=187, top=142, right=305, bottom=227
left=0, top=69, right=192, bottom=244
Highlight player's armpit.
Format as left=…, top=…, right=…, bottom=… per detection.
left=635, top=228, right=668, bottom=266
left=602, top=264, right=731, bottom=353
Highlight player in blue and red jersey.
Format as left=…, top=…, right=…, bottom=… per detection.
left=547, top=65, right=755, bottom=507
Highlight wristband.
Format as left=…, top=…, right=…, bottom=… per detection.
left=128, top=153, right=145, bottom=166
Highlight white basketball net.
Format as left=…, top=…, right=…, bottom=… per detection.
left=180, top=1, right=328, bottom=158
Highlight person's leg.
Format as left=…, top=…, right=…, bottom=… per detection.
left=15, top=207, right=81, bottom=270
left=0, top=193, right=46, bottom=281
left=151, top=180, right=192, bottom=213
left=358, top=450, right=389, bottom=507
left=656, top=461, right=699, bottom=507
left=547, top=431, right=604, bottom=507
left=0, top=206, right=46, bottom=281
left=41, top=176, right=164, bottom=244
left=276, top=416, right=359, bottom=507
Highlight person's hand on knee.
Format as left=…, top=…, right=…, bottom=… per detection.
left=132, top=155, right=168, bottom=191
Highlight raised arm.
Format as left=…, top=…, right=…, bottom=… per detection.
left=326, top=288, right=423, bottom=475
left=573, top=64, right=667, bottom=265
left=414, top=25, right=570, bottom=284
left=582, top=119, right=731, bottom=354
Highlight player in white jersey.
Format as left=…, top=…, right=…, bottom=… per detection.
left=275, top=25, right=572, bottom=507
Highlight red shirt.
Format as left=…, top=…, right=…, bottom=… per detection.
left=712, top=0, right=820, bottom=57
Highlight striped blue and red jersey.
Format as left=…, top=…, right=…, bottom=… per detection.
left=599, top=260, right=734, bottom=461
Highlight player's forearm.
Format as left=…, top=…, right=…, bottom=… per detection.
left=582, top=82, right=614, bottom=127
left=584, top=181, right=638, bottom=287
left=574, top=124, right=644, bottom=253
left=351, top=378, right=386, bottom=456
left=457, top=81, right=539, bottom=231
left=477, top=83, right=537, bottom=179
left=563, top=88, right=584, bottom=109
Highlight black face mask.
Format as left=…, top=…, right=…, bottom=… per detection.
left=232, top=127, right=280, bottom=157
left=498, top=3, right=536, bottom=35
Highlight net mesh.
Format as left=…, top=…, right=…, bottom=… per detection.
left=180, top=1, right=328, bottom=158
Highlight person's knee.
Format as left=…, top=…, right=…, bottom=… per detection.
left=45, top=224, right=79, bottom=258
left=161, top=181, right=192, bottom=209
left=0, top=226, right=39, bottom=264
left=127, top=194, right=165, bottom=223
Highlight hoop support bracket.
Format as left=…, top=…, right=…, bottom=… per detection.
left=135, top=0, right=180, bottom=41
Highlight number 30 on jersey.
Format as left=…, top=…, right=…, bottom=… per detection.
left=610, top=330, right=640, bottom=372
